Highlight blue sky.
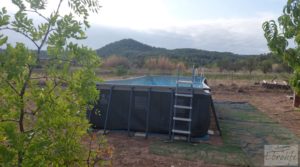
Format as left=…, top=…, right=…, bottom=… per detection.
left=1, top=0, right=287, bottom=54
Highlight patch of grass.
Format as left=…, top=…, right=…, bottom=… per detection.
left=205, top=72, right=291, bottom=81
left=149, top=141, right=251, bottom=166
left=149, top=102, right=300, bottom=167
left=217, top=102, right=276, bottom=123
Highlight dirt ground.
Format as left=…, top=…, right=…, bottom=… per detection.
left=209, top=80, right=300, bottom=137
left=106, top=80, right=300, bottom=167
left=108, top=134, right=226, bottom=167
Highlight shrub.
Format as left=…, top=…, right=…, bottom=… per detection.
left=144, top=57, right=157, bottom=70
left=115, top=65, right=128, bottom=76
left=157, top=57, right=176, bottom=70
left=103, top=55, right=130, bottom=68
left=177, top=62, right=186, bottom=71
left=272, top=64, right=285, bottom=73
left=144, top=57, right=183, bottom=72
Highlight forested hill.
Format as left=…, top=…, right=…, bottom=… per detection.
left=96, top=38, right=250, bottom=66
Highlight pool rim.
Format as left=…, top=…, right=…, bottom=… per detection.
left=96, top=75, right=211, bottom=95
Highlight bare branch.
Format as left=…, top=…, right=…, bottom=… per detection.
left=24, top=9, right=49, bottom=21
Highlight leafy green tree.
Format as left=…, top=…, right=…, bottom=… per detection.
left=0, top=1, right=112, bottom=166
left=263, top=0, right=300, bottom=95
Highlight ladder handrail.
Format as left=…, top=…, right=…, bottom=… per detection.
left=192, top=65, right=195, bottom=83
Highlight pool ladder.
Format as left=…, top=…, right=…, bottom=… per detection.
left=171, top=66, right=196, bottom=142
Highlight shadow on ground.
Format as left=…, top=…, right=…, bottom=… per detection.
left=149, top=101, right=300, bottom=167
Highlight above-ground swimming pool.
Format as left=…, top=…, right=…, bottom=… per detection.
left=88, top=75, right=220, bottom=138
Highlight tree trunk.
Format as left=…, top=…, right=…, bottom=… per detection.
left=293, top=92, right=300, bottom=108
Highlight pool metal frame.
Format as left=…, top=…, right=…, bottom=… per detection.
left=95, top=75, right=221, bottom=139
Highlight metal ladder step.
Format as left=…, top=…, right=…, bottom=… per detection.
left=172, top=129, right=191, bottom=134
left=173, top=117, right=191, bottom=122
left=174, top=105, right=192, bottom=110
left=176, top=80, right=193, bottom=84
left=175, top=93, right=193, bottom=98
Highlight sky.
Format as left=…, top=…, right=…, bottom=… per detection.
left=1, top=0, right=287, bottom=54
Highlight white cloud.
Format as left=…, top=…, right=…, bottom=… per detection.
left=0, top=0, right=283, bottom=54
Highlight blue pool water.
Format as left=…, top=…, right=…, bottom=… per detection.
left=105, top=75, right=206, bottom=88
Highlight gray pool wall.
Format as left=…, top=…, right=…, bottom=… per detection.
left=89, top=75, right=212, bottom=137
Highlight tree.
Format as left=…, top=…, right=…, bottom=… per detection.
left=228, top=60, right=243, bottom=73
left=243, top=57, right=256, bottom=74
left=259, top=60, right=273, bottom=74
left=216, top=58, right=230, bottom=72
left=0, top=1, right=112, bottom=166
left=263, top=0, right=300, bottom=107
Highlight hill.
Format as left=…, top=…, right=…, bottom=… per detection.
left=96, top=39, right=247, bottom=66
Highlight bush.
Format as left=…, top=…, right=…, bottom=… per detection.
left=144, top=57, right=157, bottom=70
left=103, top=55, right=130, bottom=68
left=177, top=62, right=186, bottom=71
left=259, top=60, right=272, bottom=74
left=144, top=57, right=184, bottom=72
left=114, top=65, right=128, bottom=76
left=272, top=64, right=286, bottom=73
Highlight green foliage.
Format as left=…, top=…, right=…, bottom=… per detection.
left=243, top=57, right=257, bottom=74
left=259, top=60, right=273, bottom=74
left=263, top=0, right=300, bottom=94
left=0, top=0, right=111, bottom=166
left=114, top=65, right=128, bottom=76
left=216, top=58, right=231, bottom=72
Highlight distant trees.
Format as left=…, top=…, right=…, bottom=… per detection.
left=216, top=59, right=231, bottom=72
left=228, top=60, right=243, bottom=73
left=97, top=40, right=293, bottom=75
left=216, top=58, right=256, bottom=74
left=259, top=60, right=273, bottom=74
left=213, top=55, right=292, bottom=74
left=243, top=57, right=256, bottom=74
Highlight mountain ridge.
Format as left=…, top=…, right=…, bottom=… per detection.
left=96, top=38, right=245, bottom=58
left=96, top=38, right=250, bottom=66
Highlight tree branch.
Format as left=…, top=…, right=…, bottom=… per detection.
left=0, top=119, right=19, bottom=123
left=48, top=57, right=74, bottom=63
left=0, top=27, right=39, bottom=48
left=38, top=0, right=63, bottom=53
left=18, top=65, right=34, bottom=133
left=0, top=75, right=20, bottom=95
left=24, top=9, right=49, bottom=21
left=30, top=76, right=47, bottom=80
left=5, top=80, right=19, bottom=95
